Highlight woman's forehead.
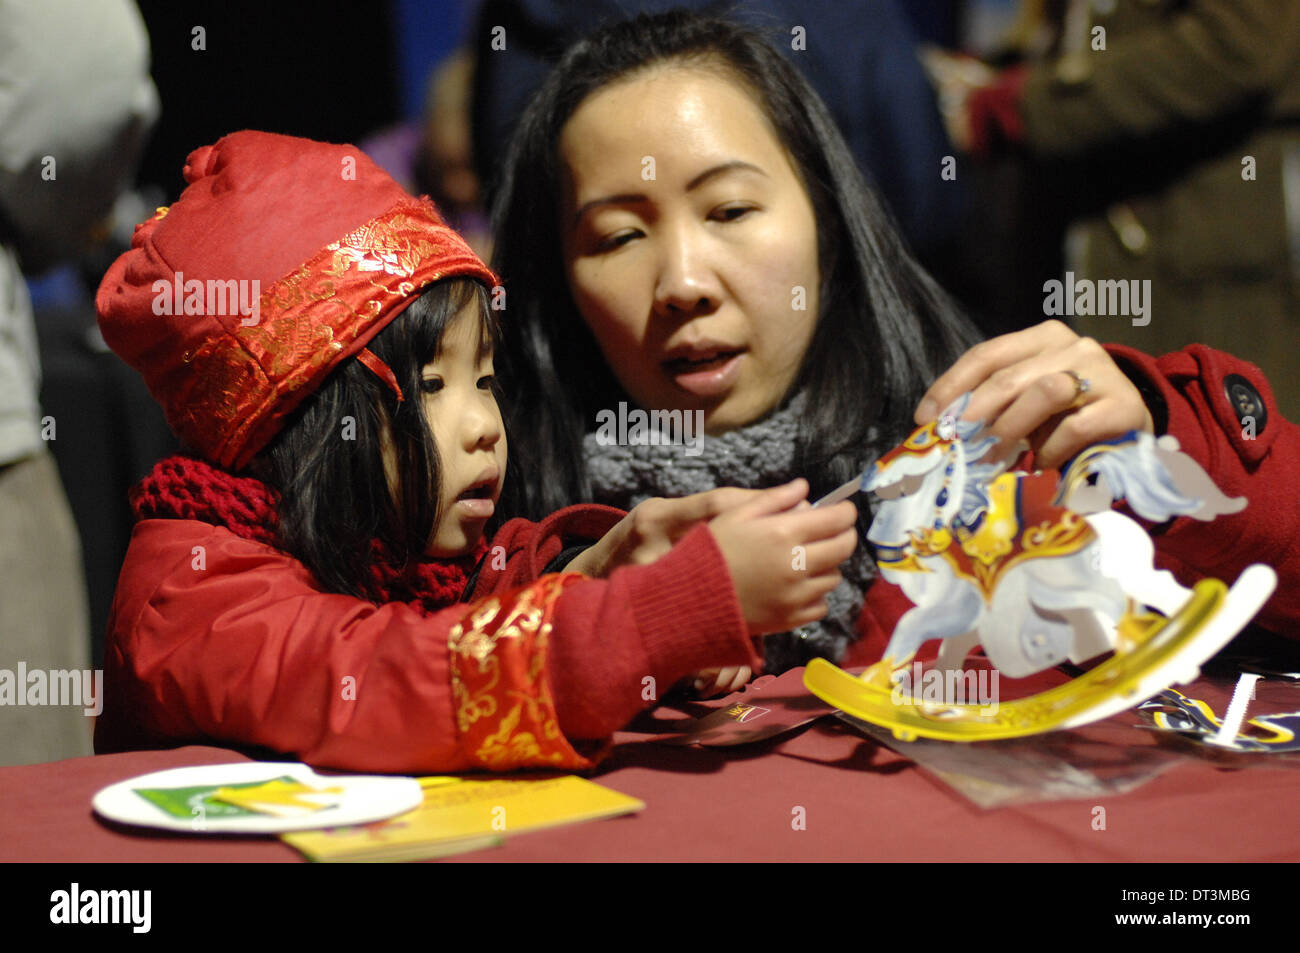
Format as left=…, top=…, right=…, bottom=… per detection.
left=559, top=66, right=790, bottom=196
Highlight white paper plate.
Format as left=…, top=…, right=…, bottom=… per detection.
left=92, top=762, right=423, bottom=834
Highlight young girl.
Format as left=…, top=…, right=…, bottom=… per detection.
left=92, top=130, right=858, bottom=773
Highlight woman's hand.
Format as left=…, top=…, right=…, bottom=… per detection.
left=915, top=320, right=1154, bottom=470
left=566, top=487, right=764, bottom=578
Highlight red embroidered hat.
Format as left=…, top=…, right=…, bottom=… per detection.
left=96, top=130, right=496, bottom=471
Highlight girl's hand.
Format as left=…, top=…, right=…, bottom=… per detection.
left=707, top=479, right=859, bottom=636
left=566, top=487, right=763, bottom=578
left=915, top=319, right=1154, bottom=470
left=690, top=665, right=754, bottom=698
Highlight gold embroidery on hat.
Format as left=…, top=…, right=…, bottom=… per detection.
left=175, top=200, right=495, bottom=469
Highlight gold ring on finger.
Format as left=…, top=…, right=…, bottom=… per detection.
left=1062, top=369, right=1091, bottom=407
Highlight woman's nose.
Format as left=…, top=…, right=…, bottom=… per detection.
left=652, top=224, right=721, bottom=319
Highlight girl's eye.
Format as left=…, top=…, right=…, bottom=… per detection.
left=477, top=374, right=495, bottom=390
left=711, top=204, right=755, bottom=223
left=420, top=377, right=443, bottom=394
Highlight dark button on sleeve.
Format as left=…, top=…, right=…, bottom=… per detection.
left=1225, top=374, right=1267, bottom=435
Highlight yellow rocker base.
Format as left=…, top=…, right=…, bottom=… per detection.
left=805, top=569, right=1274, bottom=742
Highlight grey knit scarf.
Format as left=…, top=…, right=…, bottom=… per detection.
left=581, top=393, right=878, bottom=673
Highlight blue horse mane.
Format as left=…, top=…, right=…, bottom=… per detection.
left=952, top=417, right=1000, bottom=524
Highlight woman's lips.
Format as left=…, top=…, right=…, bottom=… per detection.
left=664, top=349, right=745, bottom=397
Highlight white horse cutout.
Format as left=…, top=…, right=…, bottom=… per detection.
left=803, top=395, right=1277, bottom=741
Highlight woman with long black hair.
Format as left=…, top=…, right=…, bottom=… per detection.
left=491, top=9, right=1300, bottom=677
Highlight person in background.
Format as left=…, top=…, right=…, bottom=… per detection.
left=361, top=48, right=493, bottom=261
left=0, top=0, right=157, bottom=765
left=944, top=0, right=1300, bottom=418
left=418, top=49, right=494, bottom=260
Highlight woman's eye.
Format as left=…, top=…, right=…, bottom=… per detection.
left=420, top=377, right=443, bottom=394
left=477, top=374, right=495, bottom=390
left=711, top=204, right=755, bottom=223
left=595, top=229, right=640, bottom=252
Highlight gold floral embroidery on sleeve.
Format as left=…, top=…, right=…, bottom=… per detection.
left=447, top=573, right=593, bottom=770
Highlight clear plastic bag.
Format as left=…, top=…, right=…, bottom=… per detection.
left=836, top=651, right=1300, bottom=808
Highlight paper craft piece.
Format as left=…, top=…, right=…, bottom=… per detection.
left=134, top=775, right=301, bottom=820
left=93, top=763, right=422, bottom=834
left=1210, top=673, right=1261, bottom=746
left=210, top=778, right=346, bottom=817
left=804, top=394, right=1277, bottom=742
left=1139, top=686, right=1300, bottom=753
left=283, top=774, right=644, bottom=862
left=661, top=666, right=836, bottom=746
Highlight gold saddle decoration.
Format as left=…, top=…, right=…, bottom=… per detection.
left=893, top=473, right=1095, bottom=603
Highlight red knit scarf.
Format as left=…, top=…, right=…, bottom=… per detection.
left=130, top=455, right=487, bottom=614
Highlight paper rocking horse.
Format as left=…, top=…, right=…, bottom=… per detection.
left=804, top=394, right=1277, bottom=741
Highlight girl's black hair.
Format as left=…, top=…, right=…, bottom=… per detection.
left=257, top=278, right=495, bottom=600
left=492, top=9, right=981, bottom=519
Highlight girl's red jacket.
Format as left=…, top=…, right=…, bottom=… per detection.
left=94, top=510, right=759, bottom=774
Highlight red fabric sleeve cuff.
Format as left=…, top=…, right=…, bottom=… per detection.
left=1104, top=342, right=1280, bottom=463
left=474, top=504, right=626, bottom=598
left=522, top=504, right=627, bottom=577
left=448, top=573, right=596, bottom=771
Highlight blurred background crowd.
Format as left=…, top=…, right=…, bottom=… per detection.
left=4, top=0, right=1296, bottom=765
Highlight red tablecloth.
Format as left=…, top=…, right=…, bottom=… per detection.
left=3, top=673, right=1298, bottom=862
